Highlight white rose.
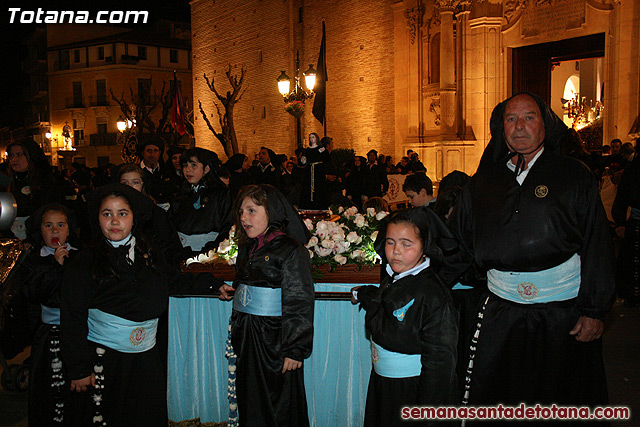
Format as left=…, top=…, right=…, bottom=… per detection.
left=316, top=247, right=332, bottom=257
left=334, top=254, right=348, bottom=265
left=229, top=224, right=236, bottom=237
left=305, top=236, right=319, bottom=248
left=335, top=241, right=350, bottom=253
left=345, top=206, right=358, bottom=217
left=346, top=231, right=362, bottom=244
left=321, top=239, right=336, bottom=249
left=217, top=239, right=232, bottom=254
left=338, top=206, right=345, bottom=213
left=308, top=249, right=314, bottom=259
left=304, top=218, right=314, bottom=231
left=375, top=211, right=389, bottom=221
left=366, top=207, right=376, bottom=217
left=350, top=249, right=366, bottom=260
left=371, top=231, right=379, bottom=241
left=354, top=214, right=367, bottom=228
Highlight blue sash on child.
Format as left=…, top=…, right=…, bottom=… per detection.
left=41, top=305, right=60, bottom=325
left=233, top=284, right=282, bottom=316
left=371, top=341, right=421, bottom=378
left=177, top=231, right=219, bottom=251
left=87, top=309, right=158, bottom=353
left=487, top=253, right=581, bottom=304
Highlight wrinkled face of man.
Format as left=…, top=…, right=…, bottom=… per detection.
left=503, top=94, right=546, bottom=156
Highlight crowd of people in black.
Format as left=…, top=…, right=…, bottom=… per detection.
left=1, top=98, right=639, bottom=425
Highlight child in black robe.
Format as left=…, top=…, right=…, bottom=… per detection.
left=171, top=147, right=233, bottom=254
left=352, top=208, right=458, bottom=426
left=223, top=184, right=314, bottom=427
left=19, top=203, right=78, bottom=425
left=61, top=183, right=226, bottom=426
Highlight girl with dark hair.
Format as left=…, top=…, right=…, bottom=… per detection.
left=352, top=208, right=458, bottom=426
left=60, top=183, right=226, bottom=426
left=228, top=184, right=314, bottom=426
left=6, top=138, right=63, bottom=239
left=18, top=203, right=78, bottom=425
left=170, top=147, right=233, bottom=254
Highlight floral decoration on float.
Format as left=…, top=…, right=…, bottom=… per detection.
left=183, top=206, right=387, bottom=283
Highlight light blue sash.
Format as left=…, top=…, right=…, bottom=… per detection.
left=177, top=231, right=219, bottom=251
left=41, top=305, right=60, bottom=325
left=371, top=341, right=421, bottom=378
left=487, top=253, right=581, bottom=304
left=233, top=284, right=282, bottom=316
left=87, top=309, right=158, bottom=353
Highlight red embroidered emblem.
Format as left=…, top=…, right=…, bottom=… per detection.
left=517, top=282, right=539, bottom=300
left=130, top=327, right=146, bottom=346
left=371, top=343, right=379, bottom=364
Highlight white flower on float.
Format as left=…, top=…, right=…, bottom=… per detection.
left=350, top=249, right=366, bottom=260
left=334, top=254, right=348, bottom=265
left=371, top=230, right=379, bottom=241
left=217, top=239, right=232, bottom=254
left=338, top=206, right=344, bottom=213
left=308, top=249, right=314, bottom=259
left=306, top=236, right=319, bottom=248
left=303, top=218, right=314, bottom=231
left=229, top=224, right=236, bottom=236
left=375, top=211, right=389, bottom=221
left=316, top=247, right=332, bottom=257
left=346, top=231, right=362, bottom=244
left=354, top=214, right=367, bottom=228
left=366, top=207, right=376, bottom=217
left=345, top=206, right=358, bottom=217
left=321, top=238, right=336, bottom=249
left=335, top=241, right=350, bottom=254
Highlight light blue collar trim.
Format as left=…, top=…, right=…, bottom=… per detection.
left=386, top=257, right=431, bottom=282
left=108, top=234, right=134, bottom=248
left=40, top=243, right=77, bottom=257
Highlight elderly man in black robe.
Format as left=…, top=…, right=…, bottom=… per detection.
left=445, top=92, right=615, bottom=424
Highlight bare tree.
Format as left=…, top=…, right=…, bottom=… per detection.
left=109, top=81, right=168, bottom=136
left=199, top=65, right=247, bottom=158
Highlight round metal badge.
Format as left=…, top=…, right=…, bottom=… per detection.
left=534, top=185, right=548, bottom=198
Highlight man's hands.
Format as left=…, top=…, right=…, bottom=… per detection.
left=218, top=284, right=234, bottom=300
left=569, top=316, right=604, bottom=342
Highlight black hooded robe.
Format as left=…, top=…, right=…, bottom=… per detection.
left=448, top=93, right=615, bottom=423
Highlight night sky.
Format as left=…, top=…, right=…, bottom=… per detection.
left=0, top=1, right=190, bottom=129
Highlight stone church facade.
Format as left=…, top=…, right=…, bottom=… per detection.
left=191, top=0, right=639, bottom=179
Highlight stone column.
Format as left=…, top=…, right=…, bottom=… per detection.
left=437, top=1, right=457, bottom=131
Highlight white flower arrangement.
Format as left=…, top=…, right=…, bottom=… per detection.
left=305, top=206, right=387, bottom=270
left=204, top=208, right=388, bottom=269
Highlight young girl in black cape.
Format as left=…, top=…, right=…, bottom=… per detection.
left=225, top=184, right=314, bottom=427
left=19, top=203, right=78, bottom=425
left=60, top=183, right=226, bottom=426
left=352, top=208, right=459, bottom=426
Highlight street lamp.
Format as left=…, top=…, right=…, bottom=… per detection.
left=117, top=116, right=127, bottom=132
left=277, top=50, right=316, bottom=147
